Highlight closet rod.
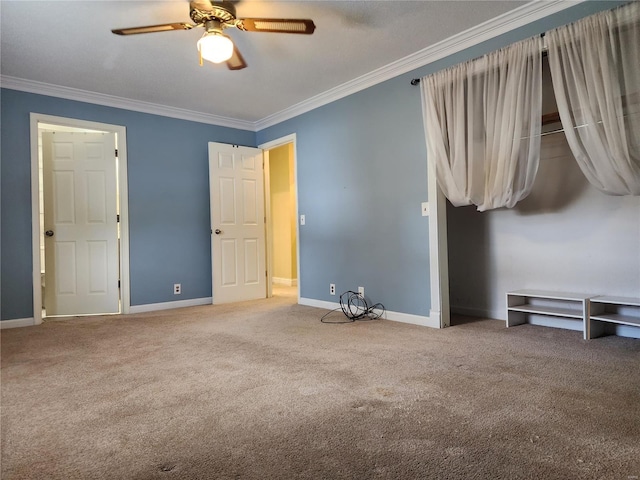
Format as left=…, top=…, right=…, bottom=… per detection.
left=523, top=122, right=597, bottom=140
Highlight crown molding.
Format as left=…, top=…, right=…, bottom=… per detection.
left=254, top=0, right=585, bottom=131
left=2, top=1, right=584, bottom=133
left=0, top=75, right=256, bottom=132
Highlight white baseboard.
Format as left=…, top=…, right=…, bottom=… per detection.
left=299, top=297, right=438, bottom=328
left=1, top=317, right=36, bottom=329
left=272, top=277, right=298, bottom=287
left=129, top=297, right=213, bottom=314
left=389, top=310, right=438, bottom=328
left=299, top=297, right=339, bottom=311
left=451, top=305, right=502, bottom=321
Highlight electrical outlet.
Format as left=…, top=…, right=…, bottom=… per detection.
left=358, top=286, right=364, bottom=297
left=174, top=283, right=181, bottom=295
left=330, top=283, right=336, bottom=295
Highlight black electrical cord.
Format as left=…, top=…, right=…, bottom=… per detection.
left=320, top=291, right=385, bottom=324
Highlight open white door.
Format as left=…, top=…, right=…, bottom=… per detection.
left=42, top=132, right=119, bottom=316
left=209, top=142, right=266, bottom=303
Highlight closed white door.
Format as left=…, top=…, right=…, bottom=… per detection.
left=209, top=142, right=266, bottom=303
left=43, top=132, right=119, bottom=316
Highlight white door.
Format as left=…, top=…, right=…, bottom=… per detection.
left=43, top=132, right=119, bottom=316
left=209, top=142, right=266, bottom=303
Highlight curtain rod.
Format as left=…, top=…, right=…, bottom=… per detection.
left=411, top=33, right=547, bottom=85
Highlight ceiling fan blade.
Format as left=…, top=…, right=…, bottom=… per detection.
left=226, top=46, right=247, bottom=71
left=237, top=18, right=316, bottom=34
left=112, top=23, right=194, bottom=36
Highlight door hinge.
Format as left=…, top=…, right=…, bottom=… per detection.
left=116, top=214, right=120, bottom=222
left=115, top=149, right=118, bottom=157
left=118, top=280, right=121, bottom=288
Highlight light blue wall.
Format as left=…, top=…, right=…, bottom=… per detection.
left=1, top=89, right=255, bottom=320
left=256, top=1, right=627, bottom=318
left=259, top=78, right=432, bottom=314
left=2, top=1, right=625, bottom=322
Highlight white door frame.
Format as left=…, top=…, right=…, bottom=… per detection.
left=427, top=154, right=450, bottom=328
left=30, top=113, right=131, bottom=325
left=258, top=134, right=300, bottom=303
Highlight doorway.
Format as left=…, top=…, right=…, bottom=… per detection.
left=30, top=114, right=130, bottom=324
left=260, top=135, right=300, bottom=301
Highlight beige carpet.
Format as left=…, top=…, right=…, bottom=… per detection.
left=2, top=288, right=639, bottom=479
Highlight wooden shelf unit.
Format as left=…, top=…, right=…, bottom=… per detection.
left=588, top=296, right=640, bottom=339
left=506, top=290, right=592, bottom=340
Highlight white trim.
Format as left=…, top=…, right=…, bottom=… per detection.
left=426, top=146, right=450, bottom=329
left=117, top=129, right=131, bottom=315
left=387, top=311, right=438, bottom=328
left=264, top=149, right=273, bottom=299
left=2, top=76, right=254, bottom=132
left=422, top=79, right=451, bottom=329
left=30, top=113, right=131, bottom=324
left=2, top=1, right=583, bottom=133
left=259, top=134, right=297, bottom=151
left=254, top=0, right=585, bottom=130
left=272, top=277, right=298, bottom=287
left=299, top=297, right=337, bottom=311
left=0, top=318, right=36, bottom=329
left=299, top=297, right=436, bottom=328
left=128, top=297, right=213, bottom=314
left=259, top=134, right=301, bottom=305
left=30, top=117, right=42, bottom=325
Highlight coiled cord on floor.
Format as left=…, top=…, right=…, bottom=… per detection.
left=321, top=291, right=385, bottom=324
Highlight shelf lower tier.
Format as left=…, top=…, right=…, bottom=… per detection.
left=590, top=314, right=640, bottom=328
left=508, top=304, right=584, bottom=319
left=528, top=316, right=584, bottom=332
left=506, top=290, right=640, bottom=340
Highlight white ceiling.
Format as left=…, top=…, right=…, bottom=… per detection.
left=1, top=0, right=534, bottom=126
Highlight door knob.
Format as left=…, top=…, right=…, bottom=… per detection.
left=45, top=230, right=54, bottom=237
left=214, top=229, right=222, bottom=235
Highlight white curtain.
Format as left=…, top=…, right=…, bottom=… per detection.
left=547, top=1, right=640, bottom=195
left=421, top=36, right=542, bottom=211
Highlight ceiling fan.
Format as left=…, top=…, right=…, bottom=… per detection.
left=112, top=0, right=316, bottom=70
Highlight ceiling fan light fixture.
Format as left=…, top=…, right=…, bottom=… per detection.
left=197, top=31, right=234, bottom=64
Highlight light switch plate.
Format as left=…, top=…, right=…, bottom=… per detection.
left=300, top=214, right=306, bottom=225
left=421, top=202, right=430, bottom=216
